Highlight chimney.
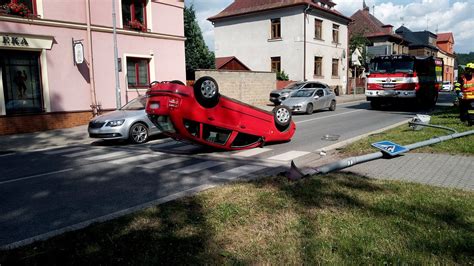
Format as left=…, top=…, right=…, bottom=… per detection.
left=382, top=24, right=393, bottom=34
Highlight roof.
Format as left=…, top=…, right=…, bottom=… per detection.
left=208, top=0, right=351, bottom=23
left=395, top=26, right=438, bottom=50
left=437, top=32, right=453, bottom=42
left=215, top=56, right=251, bottom=70
left=349, top=9, right=407, bottom=43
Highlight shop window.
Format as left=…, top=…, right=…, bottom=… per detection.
left=122, top=0, right=147, bottom=31
left=270, top=18, right=281, bottom=39
left=184, top=119, right=200, bottom=138
left=126, top=57, right=149, bottom=88
left=1, top=50, right=43, bottom=115
left=231, top=132, right=262, bottom=148
left=0, top=0, right=36, bottom=17
left=271, top=57, right=281, bottom=73
left=202, top=124, right=231, bottom=145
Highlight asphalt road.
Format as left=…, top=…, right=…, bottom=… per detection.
left=0, top=94, right=455, bottom=248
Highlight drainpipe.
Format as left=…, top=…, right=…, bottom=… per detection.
left=303, top=4, right=310, bottom=81
left=85, top=0, right=98, bottom=116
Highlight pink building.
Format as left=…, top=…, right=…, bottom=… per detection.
left=0, top=0, right=185, bottom=135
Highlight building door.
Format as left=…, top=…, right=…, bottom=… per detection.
left=0, top=50, right=43, bottom=115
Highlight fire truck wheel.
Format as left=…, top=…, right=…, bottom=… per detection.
left=370, top=100, right=381, bottom=110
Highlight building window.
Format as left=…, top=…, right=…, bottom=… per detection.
left=127, top=57, right=150, bottom=88
left=122, top=0, right=147, bottom=31
left=332, top=58, right=339, bottom=77
left=314, top=56, right=322, bottom=76
left=271, top=18, right=281, bottom=39
left=271, top=57, right=281, bottom=73
left=315, top=19, right=322, bottom=39
left=0, top=0, right=36, bottom=16
left=1, top=50, right=43, bottom=115
left=332, top=24, right=339, bottom=43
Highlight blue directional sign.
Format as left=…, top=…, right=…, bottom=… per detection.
left=371, top=141, right=409, bottom=156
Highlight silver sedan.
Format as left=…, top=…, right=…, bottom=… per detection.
left=88, top=96, right=161, bottom=144
left=282, top=87, right=336, bottom=114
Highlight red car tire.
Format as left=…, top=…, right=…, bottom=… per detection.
left=194, top=76, right=220, bottom=108
left=273, top=105, right=292, bottom=132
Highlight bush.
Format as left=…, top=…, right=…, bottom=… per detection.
left=277, top=70, right=289, bottom=81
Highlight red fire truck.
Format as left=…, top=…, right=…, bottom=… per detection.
left=366, top=55, right=443, bottom=109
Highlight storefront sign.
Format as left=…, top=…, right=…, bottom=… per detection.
left=0, top=34, right=53, bottom=50
left=2, top=35, right=29, bottom=47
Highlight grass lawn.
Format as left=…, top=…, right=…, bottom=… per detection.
left=340, top=107, right=474, bottom=156
left=1, top=173, right=473, bottom=264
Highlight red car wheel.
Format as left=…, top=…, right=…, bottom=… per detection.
left=194, top=76, right=220, bottom=108
left=273, top=105, right=292, bottom=131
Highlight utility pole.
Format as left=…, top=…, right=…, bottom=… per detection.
left=112, top=0, right=121, bottom=109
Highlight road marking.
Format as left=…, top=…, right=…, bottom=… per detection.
left=171, top=161, right=226, bottom=174
left=139, top=157, right=189, bottom=169
left=267, top=151, right=311, bottom=161
left=85, top=151, right=128, bottom=161
left=108, top=153, right=162, bottom=165
left=63, top=150, right=99, bottom=158
left=233, top=148, right=272, bottom=157
left=175, top=144, right=200, bottom=151
left=211, top=165, right=266, bottom=180
left=296, top=109, right=364, bottom=125
left=44, top=147, right=85, bottom=155
left=151, top=141, right=181, bottom=149
left=0, top=169, right=74, bottom=185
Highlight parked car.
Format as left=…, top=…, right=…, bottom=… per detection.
left=441, top=81, right=453, bottom=92
left=146, top=77, right=296, bottom=151
left=88, top=96, right=161, bottom=144
left=271, top=81, right=332, bottom=105
left=281, top=83, right=336, bottom=114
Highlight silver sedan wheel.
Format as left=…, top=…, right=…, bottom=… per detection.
left=276, top=107, right=290, bottom=124
left=130, top=123, right=148, bottom=144
left=200, top=80, right=217, bottom=99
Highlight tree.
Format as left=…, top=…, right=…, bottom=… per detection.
left=349, top=32, right=370, bottom=77
left=184, top=5, right=215, bottom=80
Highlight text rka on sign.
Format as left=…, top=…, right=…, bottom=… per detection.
left=2, top=36, right=29, bottom=47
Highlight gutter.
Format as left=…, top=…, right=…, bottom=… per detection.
left=85, top=0, right=98, bottom=116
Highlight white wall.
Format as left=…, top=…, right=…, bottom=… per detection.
left=214, top=7, right=304, bottom=82
left=214, top=6, right=348, bottom=92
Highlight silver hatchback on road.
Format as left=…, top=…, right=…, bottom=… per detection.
left=88, top=96, right=161, bottom=144
left=282, top=83, right=336, bottom=114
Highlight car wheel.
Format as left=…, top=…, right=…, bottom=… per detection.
left=194, top=76, right=220, bottom=108
left=273, top=105, right=292, bottom=131
left=129, top=123, right=149, bottom=144
left=329, top=100, right=336, bottom=111
left=306, top=103, right=313, bottom=114
left=170, top=80, right=185, bottom=85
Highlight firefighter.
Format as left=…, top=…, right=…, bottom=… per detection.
left=454, top=63, right=474, bottom=122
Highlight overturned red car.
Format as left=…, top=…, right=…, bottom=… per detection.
left=145, top=77, right=296, bottom=150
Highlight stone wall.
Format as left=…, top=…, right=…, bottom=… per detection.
left=195, top=70, right=276, bottom=106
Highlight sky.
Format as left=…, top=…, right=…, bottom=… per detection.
left=185, top=0, right=474, bottom=54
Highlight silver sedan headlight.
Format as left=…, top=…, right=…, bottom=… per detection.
left=105, top=119, right=125, bottom=127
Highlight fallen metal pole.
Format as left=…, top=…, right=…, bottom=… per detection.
left=288, top=129, right=474, bottom=180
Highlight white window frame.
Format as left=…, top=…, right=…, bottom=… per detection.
left=123, top=53, right=155, bottom=91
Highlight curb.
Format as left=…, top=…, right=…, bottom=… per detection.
left=316, top=118, right=412, bottom=152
